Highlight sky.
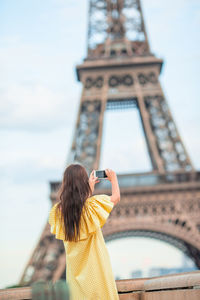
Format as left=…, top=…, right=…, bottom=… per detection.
left=0, top=0, right=200, bottom=289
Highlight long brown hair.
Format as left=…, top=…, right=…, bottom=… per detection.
left=56, top=164, right=92, bottom=242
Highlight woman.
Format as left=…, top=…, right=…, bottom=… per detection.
left=48, top=164, right=120, bottom=300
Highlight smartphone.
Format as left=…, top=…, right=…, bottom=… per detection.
left=94, top=170, right=107, bottom=179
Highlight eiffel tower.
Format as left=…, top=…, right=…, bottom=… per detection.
left=19, top=0, right=200, bottom=285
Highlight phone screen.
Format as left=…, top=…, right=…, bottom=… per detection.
left=95, top=170, right=107, bottom=178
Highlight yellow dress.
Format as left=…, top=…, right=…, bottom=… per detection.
left=48, top=194, right=119, bottom=300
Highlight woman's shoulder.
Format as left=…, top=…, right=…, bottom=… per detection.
left=49, top=201, right=61, bottom=215
left=87, top=193, right=111, bottom=200
left=86, top=194, right=113, bottom=206
left=84, top=194, right=114, bottom=217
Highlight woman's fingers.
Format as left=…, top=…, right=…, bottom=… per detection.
left=105, top=168, right=114, bottom=181
left=94, top=178, right=99, bottom=185
left=105, top=169, right=109, bottom=176
left=89, top=170, right=95, bottom=179
left=91, top=174, right=98, bottom=182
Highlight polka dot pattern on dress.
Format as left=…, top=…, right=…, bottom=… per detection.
left=49, top=194, right=119, bottom=300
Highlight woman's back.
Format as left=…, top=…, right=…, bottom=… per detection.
left=49, top=194, right=119, bottom=300
left=49, top=164, right=120, bottom=300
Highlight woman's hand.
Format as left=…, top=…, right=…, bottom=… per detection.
left=89, top=170, right=100, bottom=193
left=105, top=168, right=117, bottom=182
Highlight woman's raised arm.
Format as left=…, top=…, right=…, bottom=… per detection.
left=105, top=169, right=120, bottom=206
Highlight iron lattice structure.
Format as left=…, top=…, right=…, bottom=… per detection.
left=87, top=0, right=150, bottom=58
left=19, top=0, right=200, bottom=286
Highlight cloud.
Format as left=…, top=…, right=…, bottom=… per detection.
left=0, top=178, right=51, bottom=289
left=0, top=127, right=73, bottom=185
left=142, top=0, right=200, bottom=56
left=0, top=83, right=79, bottom=131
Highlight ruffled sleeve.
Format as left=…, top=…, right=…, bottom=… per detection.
left=48, top=194, right=114, bottom=241
left=48, top=202, right=66, bottom=241
left=79, top=194, right=114, bottom=240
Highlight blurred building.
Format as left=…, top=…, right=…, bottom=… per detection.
left=131, top=270, right=143, bottom=278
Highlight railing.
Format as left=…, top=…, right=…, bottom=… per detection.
left=96, top=170, right=200, bottom=190
left=1, top=271, right=200, bottom=300
left=50, top=171, right=200, bottom=192
left=117, top=271, right=200, bottom=299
